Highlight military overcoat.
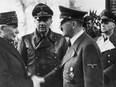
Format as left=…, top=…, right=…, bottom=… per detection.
left=45, top=32, right=104, bottom=87
left=17, top=29, right=68, bottom=87
left=0, top=37, right=33, bottom=87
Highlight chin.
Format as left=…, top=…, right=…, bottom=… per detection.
left=40, top=31, right=46, bottom=34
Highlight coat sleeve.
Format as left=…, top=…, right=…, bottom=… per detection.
left=0, top=53, right=33, bottom=87
left=104, top=64, right=116, bottom=79
left=44, top=65, right=63, bottom=86
left=83, top=43, right=104, bottom=87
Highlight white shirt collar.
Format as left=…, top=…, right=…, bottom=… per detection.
left=70, top=30, right=84, bottom=45
left=96, top=37, right=115, bottom=52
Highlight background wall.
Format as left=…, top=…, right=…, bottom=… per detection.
left=0, top=0, right=105, bottom=37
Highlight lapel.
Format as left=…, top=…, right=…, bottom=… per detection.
left=61, top=47, right=76, bottom=65
left=61, top=32, right=86, bottom=66
left=110, top=33, right=116, bottom=47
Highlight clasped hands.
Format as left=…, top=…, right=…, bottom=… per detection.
left=31, top=75, right=45, bottom=87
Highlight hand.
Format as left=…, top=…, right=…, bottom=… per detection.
left=31, top=75, right=45, bottom=87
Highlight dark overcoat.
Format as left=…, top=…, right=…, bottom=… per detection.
left=44, top=32, right=104, bottom=87
left=96, top=33, right=116, bottom=87
left=17, top=29, right=68, bottom=87
left=0, top=37, right=33, bottom=87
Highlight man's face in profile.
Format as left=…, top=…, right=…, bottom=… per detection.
left=2, top=25, right=19, bottom=42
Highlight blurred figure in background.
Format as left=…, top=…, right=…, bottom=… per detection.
left=96, top=9, right=116, bottom=87
left=83, top=15, right=101, bottom=38
left=17, top=3, right=68, bottom=87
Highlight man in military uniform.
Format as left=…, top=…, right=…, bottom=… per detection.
left=96, top=10, right=116, bottom=87
left=17, top=3, right=68, bottom=87
left=0, top=11, right=45, bottom=87
left=38, top=5, right=104, bottom=87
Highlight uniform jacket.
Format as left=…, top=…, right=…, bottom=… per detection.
left=17, top=29, right=68, bottom=87
left=0, top=37, right=33, bottom=87
left=44, top=32, right=104, bottom=87
left=96, top=33, right=116, bottom=87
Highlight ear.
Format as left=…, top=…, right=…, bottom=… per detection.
left=48, top=18, right=53, bottom=26
left=49, top=18, right=53, bottom=24
left=71, top=21, right=77, bottom=29
left=0, top=25, right=6, bottom=37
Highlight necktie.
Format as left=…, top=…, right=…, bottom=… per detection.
left=68, top=39, right=71, bottom=47
left=104, top=37, right=108, bottom=42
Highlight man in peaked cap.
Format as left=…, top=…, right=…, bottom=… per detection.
left=100, top=9, right=116, bottom=23
left=0, top=11, right=18, bottom=26
left=96, top=9, right=116, bottom=87
left=0, top=11, right=19, bottom=43
left=17, top=3, right=68, bottom=87
left=37, top=5, right=104, bottom=87
left=32, top=3, right=53, bottom=17
left=0, top=11, right=45, bottom=87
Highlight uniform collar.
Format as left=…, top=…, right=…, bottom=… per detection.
left=34, top=29, right=55, bottom=44
left=70, top=29, right=84, bottom=45
left=101, top=33, right=110, bottom=40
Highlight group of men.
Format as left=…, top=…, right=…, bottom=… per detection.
left=0, top=2, right=116, bottom=87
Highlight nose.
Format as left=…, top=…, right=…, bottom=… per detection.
left=15, top=28, right=19, bottom=34
left=39, top=21, right=46, bottom=27
left=61, top=27, right=63, bottom=31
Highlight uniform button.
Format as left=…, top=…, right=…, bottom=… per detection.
left=53, top=64, right=56, bottom=66
left=36, top=57, right=38, bottom=59
left=55, top=42, right=57, bottom=44
left=108, top=55, right=110, bottom=57
left=108, top=60, right=110, bottom=63
left=25, top=66, right=27, bottom=69
left=28, top=72, right=31, bottom=76
left=65, top=80, right=69, bottom=83
left=70, top=67, right=73, bottom=71
left=54, top=56, right=56, bottom=58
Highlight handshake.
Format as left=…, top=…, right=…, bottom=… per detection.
left=31, top=75, right=45, bottom=87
